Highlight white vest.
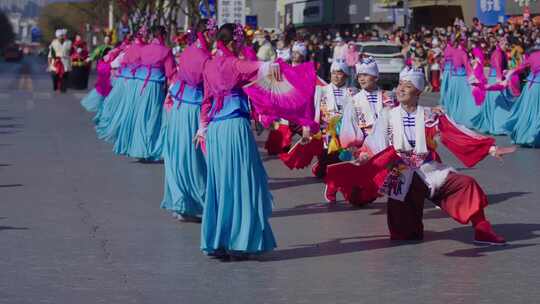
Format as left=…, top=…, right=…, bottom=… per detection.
left=350, top=89, right=385, bottom=129
left=369, top=106, right=454, bottom=201
left=314, top=83, right=356, bottom=124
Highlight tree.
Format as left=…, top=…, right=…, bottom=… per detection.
left=38, top=0, right=213, bottom=44
left=38, top=2, right=106, bottom=43
left=114, top=0, right=211, bottom=32
left=0, top=9, right=15, bottom=49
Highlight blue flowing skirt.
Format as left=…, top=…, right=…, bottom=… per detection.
left=439, top=63, right=452, bottom=108
left=160, top=102, right=206, bottom=217
left=444, top=70, right=480, bottom=128
left=112, top=78, right=166, bottom=160
left=471, top=75, right=516, bottom=135
left=95, top=77, right=128, bottom=142
left=201, top=117, right=276, bottom=254
left=503, top=74, right=540, bottom=147
left=80, top=89, right=104, bottom=113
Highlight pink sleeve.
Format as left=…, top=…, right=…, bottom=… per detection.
left=199, top=83, right=212, bottom=130
left=438, top=115, right=495, bottom=167
left=463, top=52, right=473, bottom=76
left=492, top=51, right=504, bottom=80
left=234, top=59, right=263, bottom=83
left=163, top=51, right=176, bottom=80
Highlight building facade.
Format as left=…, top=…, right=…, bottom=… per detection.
left=277, top=0, right=540, bottom=30
left=282, top=0, right=400, bottom=29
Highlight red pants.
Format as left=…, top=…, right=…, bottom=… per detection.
left=431, top=70, right=440, bottom=92
left=387, top=173, right=488, bottom=240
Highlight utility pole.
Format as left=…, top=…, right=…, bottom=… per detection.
left=403, top=0, right=410, bottom=33
left=109, top=0, right=114, bottom=30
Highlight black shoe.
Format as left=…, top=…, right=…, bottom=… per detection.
left=206, top=249, right=228, bottom=259
left=228, top=252, right=251, bottom=262
left=177, top=214, right=202, bottom=223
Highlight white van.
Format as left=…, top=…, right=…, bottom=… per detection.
left=355, top=41, right=405, bottom=88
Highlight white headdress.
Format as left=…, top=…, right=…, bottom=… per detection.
left=330, top=61, right=349, bottom=75
left=292, top=42, right=307, bottom=56
left=55, top=29, right=63, bottom=38
left=355, top=57, right=379, bottom=77
left=399, top=67, right=425, bottom=92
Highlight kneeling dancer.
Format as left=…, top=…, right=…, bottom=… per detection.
left=364, top=67, right=514, bottom=244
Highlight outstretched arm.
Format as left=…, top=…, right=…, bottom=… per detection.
left=438, top=114, right=508, bottom=167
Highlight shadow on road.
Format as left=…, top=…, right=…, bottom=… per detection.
left=273, top=191, right=530, bottom=220
left=272, top=202, right=361, bottom=218
left=0, top=184, right=23, bottom=188
left=487, top=191, right=530, bottom=205
left=262, top=223, right=540, bottom=262
left=261, top=155, right=279, bottom=162
left=268, top=176, right=321, bottom=191
left=0, top=226, right=29, bottom=232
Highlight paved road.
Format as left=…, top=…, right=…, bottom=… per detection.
left=1, top=57, right=540, bottom=304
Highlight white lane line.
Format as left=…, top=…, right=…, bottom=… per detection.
left=33, top=92, right=51, bottom=99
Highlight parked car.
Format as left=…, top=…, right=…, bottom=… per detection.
left=355, top=41, right=404, bottom=89
left=3, top=44, right=23, bottom=62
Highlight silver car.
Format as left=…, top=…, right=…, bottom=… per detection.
left=355, top=41, right=405, bottom=88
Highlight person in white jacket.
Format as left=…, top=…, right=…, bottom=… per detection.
left=47, top=29, right=72, bottom=92
left=340, top=57, right=398, bottom=149
left=311, top=61, right=357, bottom=183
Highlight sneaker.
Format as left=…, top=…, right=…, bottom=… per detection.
left=324, top=184, right=337, bottom=203
left=474, top=221, right=506, bottom=245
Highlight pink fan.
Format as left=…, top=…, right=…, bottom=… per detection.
left=243, top=59, right=319, bottom=130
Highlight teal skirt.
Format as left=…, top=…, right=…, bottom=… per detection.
left=80, top=89, right=104, bottom=113
left=471, top=75, right=516, bottom=135
left=444, top=71, right=480, bottom=128
left=95, top=77, right=128, bottom=142
left=161, top=102, right=206, bottom=217
left=201, top=117, right=276, bottom=254
left=112, top=78, right=166, bottom=160
left=504, top=74, right=540, bottom=147
left=439, top=63, right=452, bottom=108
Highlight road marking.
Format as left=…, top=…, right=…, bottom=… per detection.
left=33, top=92, right=51, bottom=99
left=72, top=93, right=87, bottom=99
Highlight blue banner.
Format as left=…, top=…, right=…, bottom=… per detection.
left=245, top=15, right=258, bottom=28
left=199, top=0, right=216, bottom=18
left=477, top=0, right=506, bottom=26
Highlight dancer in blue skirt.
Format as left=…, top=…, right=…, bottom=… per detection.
left=80, top=46, right=112, bottom=113
left=445, top=40, right=481, bottom=128
left=160, top=19, right=216, bottom=222
left=439, top=39, right=454, bottom=108
left=504, top=45, right=540, bottom=147
left=471, top=39, right=516, bottom=135
left=95, top=37, right=139, bottom=142
left=196, top=24, right=279, bottom=260
left=112, top=25, right=175, bottom=161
